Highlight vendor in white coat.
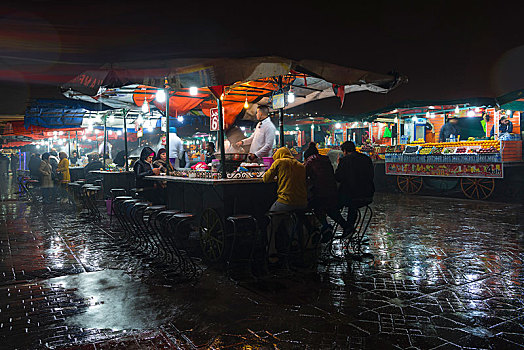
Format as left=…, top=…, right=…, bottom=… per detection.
left=236, top=105, right=276, bottom=161
left=168, top=126, right=185, bottom=168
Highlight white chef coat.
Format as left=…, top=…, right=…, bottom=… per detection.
left=241, top=117, right=276, bottom=158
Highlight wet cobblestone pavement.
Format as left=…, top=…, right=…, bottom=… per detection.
left=1, top=175, right=523, bottom=349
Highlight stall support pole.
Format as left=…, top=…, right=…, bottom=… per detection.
left=311, top=123, right=314, bottom=143
left=103, top=114, right=107, bottom=170
left=217, top=97, right=226, bottom=179
left=165, top=80, right=171, bottom=167
left=123, top=109, right=129, bottom=172
left=75, top=131, right=79, bottom=156
left=278, top=76, right=285, bottom=147
left=68, top=132, right=71, bottom=157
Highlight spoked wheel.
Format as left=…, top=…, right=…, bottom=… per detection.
left=460, top=178, right=495, bottom=200
left=199, top=208, right=225, bottom=262
left=397, top=175, right=423, bottom=194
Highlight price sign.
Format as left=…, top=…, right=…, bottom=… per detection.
left=210, top=107, right=225, bottom=131
left=272, top=93, right=285, bottom=109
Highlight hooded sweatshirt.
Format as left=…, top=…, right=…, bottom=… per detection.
left=263, top=147, right=307, bottom=206
left=134, top=147, right=156, bottom=188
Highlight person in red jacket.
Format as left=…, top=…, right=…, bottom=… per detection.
left=304, top=144, right=349, bottom=243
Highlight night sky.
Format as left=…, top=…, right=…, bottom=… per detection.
left=1, top=1, right=522, bottom=116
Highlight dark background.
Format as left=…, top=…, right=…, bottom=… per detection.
left=1, top=1, right=523, bottom=117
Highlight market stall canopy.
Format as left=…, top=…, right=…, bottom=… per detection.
left=24, top=99, right=113, bottom=130
left=62, top=56, right=405, bottom=128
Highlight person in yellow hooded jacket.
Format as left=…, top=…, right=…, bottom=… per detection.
left=263, top=147, right=307, bottom=262
left=263, top=147, right=307, bottom=210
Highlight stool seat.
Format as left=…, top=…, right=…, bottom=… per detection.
left=115, top=196, right=133, bottom=201
left=111, top=188, right=126, bottom=192
left=158, top=210, right=181, bottom=216
left=88, top=186, right=101, bottom=191
left=146, top=205, right=166, bottom=211
left=227, top=214, right=254, bottom=221
left=123, top=199, right=141, bottom=204
left=173, top=213, right=194, bottom=219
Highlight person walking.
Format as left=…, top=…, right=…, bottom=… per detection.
left=334, top=141, right=375, bottom=238
left=39, top=152, right=54, bottom=204
left=57, top=152, right=70, bottom=203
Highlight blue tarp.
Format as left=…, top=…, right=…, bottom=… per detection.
left=24, top=99, right=113, bottom=129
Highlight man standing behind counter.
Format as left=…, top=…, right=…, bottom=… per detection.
left=236, top=105, right=276, bottom=161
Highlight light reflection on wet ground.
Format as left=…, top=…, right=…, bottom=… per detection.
left=0, top=175, right=523, bottom=349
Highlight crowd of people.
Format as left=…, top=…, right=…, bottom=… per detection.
left=262, top=140, right=375, bottom=261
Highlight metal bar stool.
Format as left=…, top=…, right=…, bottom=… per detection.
left=330, top=204, right=374, bottom=261
left=167, top=213, right=201, bottom=280
left=154, top=210, right=182, bottom=264
left=225, top=215, right=258, bottom=277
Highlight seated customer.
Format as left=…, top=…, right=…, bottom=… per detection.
left=335, top=141, right=375, bottom=238
left=153, top=148, right=175, bottom=175
left=304, top=144, right=348, bottom=243
left=263, top=147, right=307, bottom=261
left=84, top=152, right=103, bottom=184
left=133, top=147, right=161, bottom=202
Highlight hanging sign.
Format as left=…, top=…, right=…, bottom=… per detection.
left=210, top=107, right=225, bottom=131
left=272, top=93, right=285, bottom=109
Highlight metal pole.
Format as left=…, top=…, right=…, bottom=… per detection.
left=123, top=109, right=129, bottom=172
left=165, top=80, right=171, bottom=167
left=68, top=131, right=71, bottom=156
left=217, top=98, right=226, bottom=179
left=103, top=114, right=107, bottom=170
left=75, top=131, right=79, bottom=155
left=278, top=76, right=285, bottom=147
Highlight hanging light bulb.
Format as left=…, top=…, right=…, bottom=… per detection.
left=240, top=126, right=246, bottom=131
left=244, top=97, right=249, bottom=109
left=142, top=100, right=149, bottom=113
left=288, top=92, right=295, bottom=104
left=455, top=106, right=460, bottom=114
left=467, top=110, right=475, bottom=117
left=335, top=123, right=342, bottom=129
left=177, top=115, right=184, bottom=123
left=189, top=86, right=198, bottom=96
left=155, top=89, right=166, bottom=102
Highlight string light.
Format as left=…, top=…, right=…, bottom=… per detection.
left=155, top=89, right=166, bottom=102
left=288, top=92, right=295, bottom=104
left=142, top=100, right=149, bottom=113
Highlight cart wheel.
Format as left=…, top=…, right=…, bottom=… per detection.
left=460, top=178, right=495, bottom=200
left=199, top=208, right=225, bottom=262
left=397, top=175, right=423, bottom=194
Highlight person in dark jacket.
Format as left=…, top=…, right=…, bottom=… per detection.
left=134, top=147, right=161, bottom=189
left=153, top=148, right=175, bottom=175
left=304, top=145, right=348, bottom=243
left=303, top=142, right=317, bottom=162
left=70, top=150, right=79, bottom=165
left=490, top=116, right=513, bottom=138
left=113, top=150, right=127, bottom=167
left=84, top=153, right=103, bottom=184
left=335, top=141, right=375, bottom=238
left=29, top=153, right=41, bottom=180
left=205, top=142, right=216, bottom=164
left=438, top=117, right=460, bottom=142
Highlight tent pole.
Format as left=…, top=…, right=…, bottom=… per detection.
left=103, top=114, right=107, bottom=170
left=123, top=109, right=129, bottom=172
left=278, top=75, right=285, bottom=147
left=217, top=98, right=226, bottom=179
left=165, top=79, right=171, bottom=168
left=75, top=131, right=79, bottom=156
left=68, top=131, right=71, bottom=157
